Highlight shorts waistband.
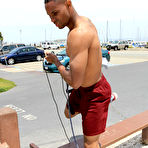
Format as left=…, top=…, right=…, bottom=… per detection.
left=79, top=73, right=105, bottom=91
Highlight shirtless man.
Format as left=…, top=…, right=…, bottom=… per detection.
left=31, top=0, right=112, bottom=147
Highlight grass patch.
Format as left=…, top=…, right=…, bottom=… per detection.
left=0, top=78, right=16, bottom=93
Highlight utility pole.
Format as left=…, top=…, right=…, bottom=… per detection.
left=45, top=29, right=46, bottom=42
left=119, top=19, right=122, bottom=40
left=19, top=29, right=22, bottom=43
left=137, top=27, right=140, bottom=41
left=106, top=20, right=108, bottom=42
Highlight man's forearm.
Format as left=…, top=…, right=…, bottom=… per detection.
left=54, top=60, right=73, bottom=86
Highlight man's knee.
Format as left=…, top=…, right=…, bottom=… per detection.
left=84, top=135, right=100, bottom=148
left=64, top=106, right=79, bottom=119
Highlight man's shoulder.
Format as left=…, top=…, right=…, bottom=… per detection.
left=67, top=17, right=97, bottom=48
left=70, top=18, right=95, bottom=36
left=68, top=25, right=93, bottom=40
left=67, top=28, right=93, bottom=49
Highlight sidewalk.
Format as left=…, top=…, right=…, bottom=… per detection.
left=107, top=131, right=148, bottom=148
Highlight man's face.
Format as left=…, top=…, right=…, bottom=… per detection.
left=45, top=1, right=70, bottom=29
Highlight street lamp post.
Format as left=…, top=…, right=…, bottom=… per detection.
left=20, top=29, right=22, bottom=43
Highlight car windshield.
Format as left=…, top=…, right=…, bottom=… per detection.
left=56, top=50, right=67, bottom=56
left=2, top=46, right=9, bottom=50
left=17, top=44, right=25, bottom=47
left=112, top=41, right=119, bottom=44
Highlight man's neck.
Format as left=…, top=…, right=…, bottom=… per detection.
left=67, top=7, right=80, bottom=31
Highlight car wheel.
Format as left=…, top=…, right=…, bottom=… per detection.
left=124, top=46, right=128, bottom=50
left=43, top=66, right=48, bottom=71
left=65, top=63, right=70, bottom=70
left=36, top=55, right=42, bottom=61
left=114, top=47, right=118, bottom=51
left=107, top=46, right=111, bottom=51
left=7, top=58, right=15, bottom=65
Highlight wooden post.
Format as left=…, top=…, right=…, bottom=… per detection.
left=142, top=127, right=148, bottom=145
left=0, top=107, right=20, bottom=148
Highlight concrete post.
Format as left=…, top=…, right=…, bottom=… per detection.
left=0, top=107, right=20, bottom=148
left=142, top=127, right=148, bottom=145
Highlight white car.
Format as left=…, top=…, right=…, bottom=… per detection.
left=41, top=42, right=60, bottom=50
left=106, top=40, right=128, bottom=51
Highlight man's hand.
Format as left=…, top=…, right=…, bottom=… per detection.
left=44, top=51, right=58, bottom=64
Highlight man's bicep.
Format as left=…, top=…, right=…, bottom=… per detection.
left=67, top=30, right=90, bottom=88
left=69, top=48, right=88, bottom=88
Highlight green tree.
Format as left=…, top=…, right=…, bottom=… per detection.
left=0, top=32, right=3, bottom=41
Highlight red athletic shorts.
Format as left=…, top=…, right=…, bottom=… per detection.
left=67, top=74, right=111, bottom=136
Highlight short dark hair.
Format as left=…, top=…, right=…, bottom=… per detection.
left=44, top=0, right=55, bottom=4
left=44, top=0, right=66, bottom=4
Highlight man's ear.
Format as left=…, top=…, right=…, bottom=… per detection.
left=65, top=0, right=72, bottom=7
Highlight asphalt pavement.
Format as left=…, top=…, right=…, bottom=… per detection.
left=0, top=61, right=148, bottom=148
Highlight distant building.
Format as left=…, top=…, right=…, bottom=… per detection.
left=54, top=39, right=66, bottom=43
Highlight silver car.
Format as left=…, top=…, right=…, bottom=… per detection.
left=0, top=44, right=25, bottom=55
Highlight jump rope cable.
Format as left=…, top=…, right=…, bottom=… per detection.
left=45, top=70, right=80, bottom=148
left=44, top=71, right=70, bottom=143
left=65, top=82, right=80, bottom=148
left=4, top=54, right=78, bottom=147
left=61, top=77, right=68, bottom=100
left=61, top=76, right=80, bottom=148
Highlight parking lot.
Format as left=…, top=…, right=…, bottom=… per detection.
left=0, top=48, right=148, bottom=148
left=110, top=49, right=148, bottom=65
left=1, top=58, right=148, bottom=148
left=0, top=48, right=148, bottom=73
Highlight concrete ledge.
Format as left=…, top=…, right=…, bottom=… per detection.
left=59, top=110, right=148, bottom=148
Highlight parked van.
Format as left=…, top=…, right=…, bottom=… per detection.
left=41, top=42, right=60, bottom=50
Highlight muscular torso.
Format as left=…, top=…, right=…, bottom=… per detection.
left=66, top=16, right=102, bottom=87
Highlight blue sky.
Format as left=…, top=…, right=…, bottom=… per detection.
left=0, top=0, right=148, bottom=44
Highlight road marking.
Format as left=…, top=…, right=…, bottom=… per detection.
left=22, top=114, right=37, bottom=120
left=3, top=104, right=37, bottom=121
